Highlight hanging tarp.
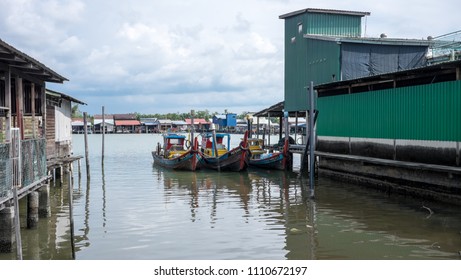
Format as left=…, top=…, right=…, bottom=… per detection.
left=341, top=42, right=427, bottom=80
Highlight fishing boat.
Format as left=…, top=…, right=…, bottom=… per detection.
left=248, top=137, right=291, bottom=170
left=152, top=133, right=200, bottom=171
left=198, top=131, right=250, bottom=171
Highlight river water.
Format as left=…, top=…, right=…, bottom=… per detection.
left=1, top=133, right=461, bottom=260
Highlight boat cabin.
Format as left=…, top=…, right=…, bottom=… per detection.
left=162, top=134, right=187, bottom=158
left=201, top=133, right=231, bottom=157
left=247, top=138, right=265, bottom=158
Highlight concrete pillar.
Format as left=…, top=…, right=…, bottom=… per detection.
left=0, top=206, right=15, bottom=253
left=39, top=184, right=51, bottom=218
left=27, top=191, right=39, bottom=229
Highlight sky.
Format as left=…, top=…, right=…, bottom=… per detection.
left=0, top=0, right=459, bottom=116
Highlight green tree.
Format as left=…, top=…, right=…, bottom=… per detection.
left=72, top=104, right=82, bottom=118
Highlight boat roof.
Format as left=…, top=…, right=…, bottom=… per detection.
left=164, top=133, right=186, bottom=139
left=201, top=132, right=232, bottom=139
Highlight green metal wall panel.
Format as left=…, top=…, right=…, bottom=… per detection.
left=317, top=80, right=461, bottom=141
left=306, top=13, right=362, bottom=36
left=283, top=11, right=363, bottom=112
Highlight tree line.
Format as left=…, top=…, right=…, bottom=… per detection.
left=72, top=105, right=249, bottom=121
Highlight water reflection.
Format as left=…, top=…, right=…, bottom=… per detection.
left=154, top=166, right=318, bottom=259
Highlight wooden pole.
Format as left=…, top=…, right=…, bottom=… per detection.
left=5, top=69, right=11, bottom=142
left=191, top=110, right=195, bottom=143
left=83, top=112, right=90, bottom=179
left=12, top=187, right=22, bottom=259
left=27, top=191, right=39, bottom=229
left=102, top=106, right=105, bottom=163
left=309, top=81, right=315, bottom=199
left=68, top=168, right=75, bottom=259
left=16, top=77, right=24, bottom=140
left=31, top=83, right=36, bottom=138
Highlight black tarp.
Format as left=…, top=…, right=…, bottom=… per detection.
left=341, top=42, right=427, bottom=80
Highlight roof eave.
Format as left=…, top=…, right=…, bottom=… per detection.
left=279, top=8, right=370, bottom=19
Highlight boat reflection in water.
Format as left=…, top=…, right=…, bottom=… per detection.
left=155, top=165, right=317, bottom=259
left=154, top=163, right=461, bottom=260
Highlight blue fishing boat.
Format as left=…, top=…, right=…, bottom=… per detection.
left=152, top=133, right=201, bottom=171
left=248, top=138, right=291, bottom=170
left=198, top=131, right=250, bottom=171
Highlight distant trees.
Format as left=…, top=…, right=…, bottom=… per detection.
left=136, top=110, right=223, bottom=121
left=72, top=105, right=82, bottom=118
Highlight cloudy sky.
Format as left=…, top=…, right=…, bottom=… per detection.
left=0, top=0, right=459, bottom=115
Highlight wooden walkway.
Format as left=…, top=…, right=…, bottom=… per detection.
left=316, top=151, right=461, bottom=175
left=288, top=143, right=461, bottom=174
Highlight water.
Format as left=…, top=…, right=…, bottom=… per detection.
left=1, top=133, right=461, bottom=260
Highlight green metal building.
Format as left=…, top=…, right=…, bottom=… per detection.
left=279, top=8, right=461, bottom=203
left=279, top=8, right=370, bottom=112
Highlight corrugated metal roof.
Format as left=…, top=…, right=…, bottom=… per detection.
left=304, top=34, right=433, bottom=46
left=279, top=8, right=370, bottom=19
left=0, top=38, right=68, bottom=83
left=46, top=89, right=86, bottom=105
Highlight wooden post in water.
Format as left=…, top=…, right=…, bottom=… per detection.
left=11, top=128, right=22, bottom=259
left=68, top=168, right=75, bottom=259
left=83, top=112, right=90, bottom=180
left=27, top=191, right=39, bottom=229
left=191, top=110, right=195, bottom=142
left=0, top=206, right=14, bottom=254
left=308, top=81, right=316, bottom=199
left=38, top=183, right=51, bottom=218
left=102, top=106, right=105, bottom=163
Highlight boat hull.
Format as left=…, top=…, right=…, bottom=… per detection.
left=152, top=151, right=200, bottom=171
left=199, top=146, right=250, bottom=171
left=249, top=153, right=287, bottom=170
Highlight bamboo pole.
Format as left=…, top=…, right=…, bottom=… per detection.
left=68, top=169, right=75, bottom=259
left=102, top=106, right=105, bottom=163
left=83, top=112, right=90, bottom=179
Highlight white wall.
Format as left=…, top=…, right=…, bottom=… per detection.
left=54, top=99, right=72, bottom=142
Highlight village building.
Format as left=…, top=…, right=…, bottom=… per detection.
left=113, top=114, right=141, bottom=133
left=71, top=117, right=91, bottom=134
left=185, top=118, right=210, bottom=132
left=212, top=114, right=237, bottom=131
left=0, top=38, right=78, bottom=253
left=45, top=89, right=85, bottom=162
left=93, top=114, right=114, bottom=134
left=152, top=119, right=172, bottom=133
left=139, top=118, right=157, bottom=133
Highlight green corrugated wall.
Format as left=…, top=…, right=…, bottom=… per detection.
left=317, top=80, right=461, bottom=141
left=283, top=12, right=363, bottom=112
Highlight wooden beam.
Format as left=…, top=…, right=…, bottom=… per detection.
left=4, top=68, right=11, bottom=142
left=15, top=77, right=24, bottom=140
left=31, top=83, right=36, bottom=138
left=41, top=83, right=46, bottom=137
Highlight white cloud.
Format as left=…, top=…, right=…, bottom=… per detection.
left=1, top=0, right=460, bottom=115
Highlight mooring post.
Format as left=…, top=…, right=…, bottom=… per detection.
left=83, top=112, right=90, bottom=180
left=27, top=191, right=39, bottom=229
left=0, top=206, right=15, bottom=254
left=191, top=109, right=195, bottom=141
left=309, top=81, right=316, bottom=199
left=68, top=168, right=75, bottom=259
left=102, top=106, right=105, bottom=163
left=38, top=183, right=51, bottom=218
